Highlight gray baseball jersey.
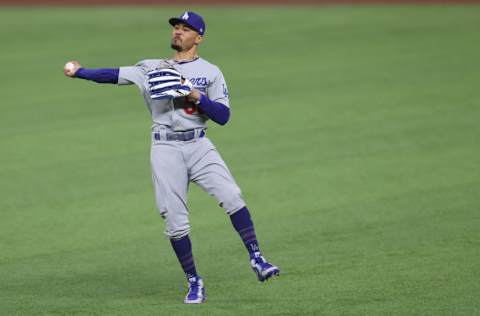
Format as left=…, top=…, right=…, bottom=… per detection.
left=118, top=57, right=244, bottom=239
left=118, top=58, right=229, bottom=131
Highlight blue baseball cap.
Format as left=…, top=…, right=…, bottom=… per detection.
left=169, top=11, right=206, bottom=36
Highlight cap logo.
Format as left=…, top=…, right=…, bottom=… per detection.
left=182, top=12, right=189, bottom=20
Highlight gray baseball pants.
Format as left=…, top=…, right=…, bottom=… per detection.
left=150, top=130, right=245, bottom=239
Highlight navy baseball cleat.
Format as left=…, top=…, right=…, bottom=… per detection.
left=250, top=253, right=280, bottom=282
left=184, top=276, right=206, bottom=304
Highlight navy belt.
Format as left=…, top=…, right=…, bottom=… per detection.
left=154, top=130, right=205, bottom=141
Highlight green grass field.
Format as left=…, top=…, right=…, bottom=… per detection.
left=1, top=5, right=480, bottom=315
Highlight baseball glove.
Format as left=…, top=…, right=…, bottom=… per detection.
left=147, top=68, right=193, bottom=100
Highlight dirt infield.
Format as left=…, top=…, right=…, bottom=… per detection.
left=1, top=0, right=479, bottom=5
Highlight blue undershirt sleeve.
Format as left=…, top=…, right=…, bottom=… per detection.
left=75, top=68, right=119, bottom=84
left=198, top=94, right=230, bottom=126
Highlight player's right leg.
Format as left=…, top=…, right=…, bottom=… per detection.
left=150, top=140, right=205, bottom=304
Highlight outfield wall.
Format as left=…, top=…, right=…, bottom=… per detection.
left=1, top=0, right=479, bottom=5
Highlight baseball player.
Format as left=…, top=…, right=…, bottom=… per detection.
left=64, top=11, right=279, bottom=304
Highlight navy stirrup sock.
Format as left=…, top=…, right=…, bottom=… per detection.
left=170, top=235, right=198, bottom=279
left=230, top=206, right=261, bottom=258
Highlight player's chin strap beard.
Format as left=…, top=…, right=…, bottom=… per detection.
left=171, top=43, right=182, bottom=52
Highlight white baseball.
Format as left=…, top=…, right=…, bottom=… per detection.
left=65, top=62, right=75, bottom=72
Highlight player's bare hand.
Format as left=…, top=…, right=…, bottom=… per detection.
left=187, top=88, right=202, bottom=103
left=64, top=60, right=81, bottom=77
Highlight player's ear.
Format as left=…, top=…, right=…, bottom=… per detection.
left=195, top=35, right=203, bottom=45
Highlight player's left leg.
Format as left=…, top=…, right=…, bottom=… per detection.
left=187, top=137, right=280, bottom=282
left=229, top=206, right=280, bottom=282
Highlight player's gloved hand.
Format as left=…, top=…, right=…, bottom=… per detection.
left=147, top=68, right=193, bottom=100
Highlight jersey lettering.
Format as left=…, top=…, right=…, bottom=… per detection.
left=190, top=77, right=208, bottom=87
